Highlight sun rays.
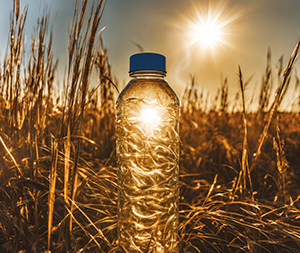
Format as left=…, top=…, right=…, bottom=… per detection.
left=182, top=1, right=244, bottom=55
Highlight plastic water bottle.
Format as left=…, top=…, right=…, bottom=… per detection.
left=116, top=52, right=180, bottom=252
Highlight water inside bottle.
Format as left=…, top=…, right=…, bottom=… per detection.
left=116, top=97, right=179, bottom=252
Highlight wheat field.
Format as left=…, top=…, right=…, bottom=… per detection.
left=0, top=1, right=300, bottom=252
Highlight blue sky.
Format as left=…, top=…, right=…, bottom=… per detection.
left=1, top=0, right=300, bottom=109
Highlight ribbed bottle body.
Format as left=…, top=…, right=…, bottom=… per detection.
left=116, top=75, right=180, bottom=253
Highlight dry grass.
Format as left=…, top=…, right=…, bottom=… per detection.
left=0, top=1, right=300, bottom=252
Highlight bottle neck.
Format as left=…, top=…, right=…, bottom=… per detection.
left=129, top=70, right=166, bottom=79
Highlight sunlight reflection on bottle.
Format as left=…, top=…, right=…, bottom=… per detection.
left=138, top=106, right=161, bottom=139
left=140, top=107, right=160, bottom=125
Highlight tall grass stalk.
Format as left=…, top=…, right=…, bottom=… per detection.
left=232, top=66, right=253, bottom=199
left=251, top=39, right=300, bottom=170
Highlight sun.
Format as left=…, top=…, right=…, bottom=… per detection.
left=194, top=22, right=222, bottom=49
left=184, top=1, right=243, bottom=54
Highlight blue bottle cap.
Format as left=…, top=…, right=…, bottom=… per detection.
left=129, top=52, right=166, bottom=73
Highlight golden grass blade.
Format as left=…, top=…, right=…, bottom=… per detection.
left=259, top=47, right=272, bottom=113
left=67, top=1, right=107, bottom=241
left=80, top=0, right=104, bottom=113
left=251, top=39, right=300, bottom=170
left=16, top=0, right=19, bottom=21
left=48, top=140, right=58, bottom=251
left=202, top=174, right=218, bottom=206
left=65, top=205, right=103, bottom=251
left=0, top=134, right=23, bottom=177
left=273, top=127, right=289, bottom=203
left=64, top=125, right=71, bottom=205
left=103, top=75, right=119, bottom=94
left=78, top=0, right=88, bottom=35
left=237, top=66, right=253, bottom=198
left=239, top=66, right=247, bottom=189
left=68, top=198, right=112, bottom=248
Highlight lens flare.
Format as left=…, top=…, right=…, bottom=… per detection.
left=183, top=1, right=244, bottom=54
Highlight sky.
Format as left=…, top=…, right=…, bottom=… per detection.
left=1, top=0, right=300, bottom=109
